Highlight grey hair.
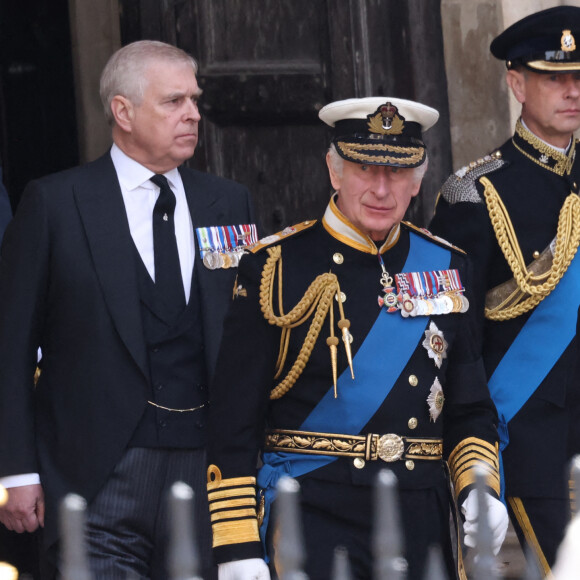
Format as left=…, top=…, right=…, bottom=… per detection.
left=327, top=142, right=429, bottom=182
left=327, top=143, right=345, bottom=177
left=99, top=40, right=198, bottom=125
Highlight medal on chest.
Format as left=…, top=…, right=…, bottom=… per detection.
left=376, top=254, right=399, bottom=313
left=427, top=377, right=445, bottom=422
left=376, top=254, right=468, bottom=317
left=422, top=321, right=448, bottom=368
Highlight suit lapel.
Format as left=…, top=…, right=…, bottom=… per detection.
left=74, top=153, right=149, bottom=380
left=179, top=167, right=227, bottom=230
left=180, top=167, right=232, bottom=377
left=180, top=166, right=230, bottom=298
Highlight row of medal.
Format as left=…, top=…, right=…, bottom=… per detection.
left=378, top=268, right=469, bottom=316
left=398, top=291, right=469, bottom=317
left=196, top=224, right=258, bottom=270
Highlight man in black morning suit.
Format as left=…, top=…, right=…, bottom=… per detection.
left=0, top=40, right=257, bottom=579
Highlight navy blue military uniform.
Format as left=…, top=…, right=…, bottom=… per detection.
left=431, top=121, right=580, bottom=573
left=429, top=6, right=580, bottom=573
left=207, top=198, right=500, bottom=579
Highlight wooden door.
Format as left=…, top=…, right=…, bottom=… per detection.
left=121, top=0, right=451, bottom=233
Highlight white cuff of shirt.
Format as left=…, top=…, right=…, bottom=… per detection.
left=0, top=473, right=41, bottom=488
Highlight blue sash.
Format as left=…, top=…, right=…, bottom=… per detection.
left=257, top=232, right=452, bottom=550
left=489, top=252, right=580, bottom=499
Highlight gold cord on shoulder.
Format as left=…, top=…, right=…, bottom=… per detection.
left=481, top=176, right=580, bottom=320
left=260, top=245, right=354, bottom=399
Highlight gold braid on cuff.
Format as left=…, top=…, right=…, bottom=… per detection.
left=206, top=465, right=260, bottom=548
left=447, top=437, right=500, bottom=497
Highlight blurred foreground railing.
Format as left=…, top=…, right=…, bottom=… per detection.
left=4, top=456, right=580, bottom=579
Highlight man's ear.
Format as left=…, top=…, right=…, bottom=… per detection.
left=326, top=152, right=342, bottom=191
left=110, top=96, right=135, bottom=132
left=410, top=180, right=422, bottom=199
left=506, top=69, right=526, bottom=104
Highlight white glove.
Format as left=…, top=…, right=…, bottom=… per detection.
left=218, top=558, right=271, bottom=580
left=552, top=515, right=580, bottom=580
left=461, top=489, right=509, bottom=556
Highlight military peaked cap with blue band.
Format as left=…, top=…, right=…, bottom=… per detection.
left=318, top=97, right=439, bottom=168
left=491, top=5, right=580, bottom=72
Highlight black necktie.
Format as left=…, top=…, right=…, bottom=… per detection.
left=150, top=174, right=186, bottom=314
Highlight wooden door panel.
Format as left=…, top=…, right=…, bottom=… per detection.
left=182, top=0, right=333, bottom=234
left=120, top=0, right=452, bottom=233
left=207, top=123, right=331, bottom=233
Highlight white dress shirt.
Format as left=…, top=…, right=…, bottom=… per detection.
left=111, top=143, right=195, bottom=301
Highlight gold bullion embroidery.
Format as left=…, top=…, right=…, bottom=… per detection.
left=337, top=142, right=424, bottom=166
left=206, top=466, right=260, bottom=547
left=447, top=438, right=500, bottom=496
left=513, top=119, right=575, bottom=176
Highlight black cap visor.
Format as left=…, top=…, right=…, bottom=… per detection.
left=522, top=50, right=580, bottom=72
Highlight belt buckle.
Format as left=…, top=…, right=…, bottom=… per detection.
left=377, top=434, right=405, bottom=462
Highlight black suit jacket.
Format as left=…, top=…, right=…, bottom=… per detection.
left=0, top=166, right=11, bottom=243
left=0, top=151, right=257, bottom=546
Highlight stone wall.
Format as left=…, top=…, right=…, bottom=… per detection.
left=68, top=0, right=120, bottom=163
left=442, top=0, right=580, bottom=171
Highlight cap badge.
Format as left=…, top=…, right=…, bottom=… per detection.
left=561, top=29, right=576, bottom=52
left=367, top=102, right=404, bottom=135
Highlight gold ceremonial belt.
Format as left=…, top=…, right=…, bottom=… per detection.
left=265, top=429, right=443, bottom=463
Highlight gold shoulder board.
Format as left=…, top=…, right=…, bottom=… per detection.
left=250, top=220, right=317, bottom=254
left=402, top=221, right=466, bottom=254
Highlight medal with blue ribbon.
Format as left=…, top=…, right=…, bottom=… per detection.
left=196, top=224, right=258, bottom=269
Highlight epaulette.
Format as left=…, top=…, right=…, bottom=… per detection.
left=439, top=150, right=505, bottom=205
left=402, top=221, right=466, bottom=255
left=249, top=220, right=317, bottom=253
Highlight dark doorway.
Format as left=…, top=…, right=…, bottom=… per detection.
left=0, top=0, right=78, bottom=210
left=0, top=3, right=77, bottom=576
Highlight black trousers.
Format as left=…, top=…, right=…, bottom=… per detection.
left=49, top=447, right=215, bottom=580
left=267, top=477, right=457, bottom=580
left=507, top=495, right=570, bottom=576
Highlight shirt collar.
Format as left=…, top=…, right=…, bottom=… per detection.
left=321, top=193, right=400, bottom=254
left=110, top=143, right=181, bottom=191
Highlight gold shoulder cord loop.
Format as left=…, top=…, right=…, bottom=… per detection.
left=259, top=246, right=354, bottom=400
left=481, top=176, right=580, bottom=320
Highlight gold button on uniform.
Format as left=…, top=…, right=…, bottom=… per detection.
left=408, top=375, right=418, bottom=387
left=533, top=251, right=540, bottom=259
left=408, top=417, right=418, bottom=430
left=333, top=253, right=344, bottom=265
left=335, top=291, right=347, bottom=303
left=353, top=457, right=365, bottom=469
left=405, top=460, right=415, bottom=471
